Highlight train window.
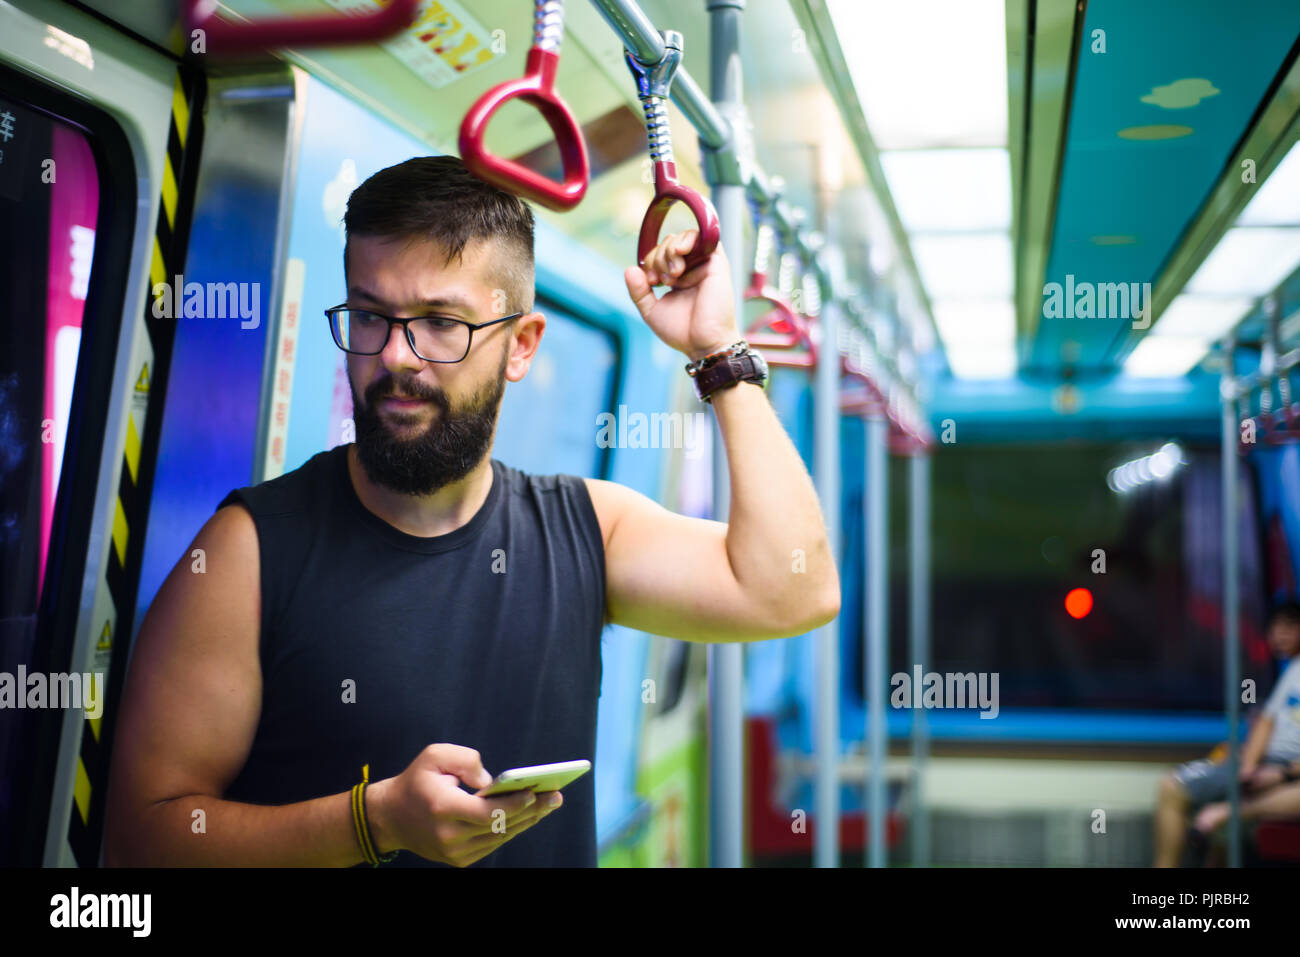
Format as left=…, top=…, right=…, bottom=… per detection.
left=0, top=97, right=100, bottom=820
left=878, top=442, right=1269, bottom=713
left=493, top=296, right=617, bottom=478
left=0, top=68, right=136, bottom=864
left=0, top=99, right=98, bottom=596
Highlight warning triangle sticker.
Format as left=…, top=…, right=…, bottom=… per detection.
left=97, top=620, right=112, bottom=650
left=135, top=363, right=150, bottom=394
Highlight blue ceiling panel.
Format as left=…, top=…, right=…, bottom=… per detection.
left=1028, top=0, right=1300, bottom=375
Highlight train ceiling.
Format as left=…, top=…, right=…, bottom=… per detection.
left=1021, top=0, right=1300, bottom=381
left=75, top=0, right=1300, bottom=399
left=812, top=0, right=1300, bottom=387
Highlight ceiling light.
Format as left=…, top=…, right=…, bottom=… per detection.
left=1185, top=227, right=1300, bottom=296
left=911, top=234, right=1013, bottom=299
left=1152, top=295, right=1254, bottom=339
left=930, top=299, right=1016, bottom=347
left=1237, top=143, right=1300, bottom=226
left=880, top=149, right=1012, bottom=232
left=827, top=0, right=1007, bottom=150
left=1123, top=336, right=1209, bottom=377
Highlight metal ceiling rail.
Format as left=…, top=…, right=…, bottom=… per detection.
left=589, top=0, right=730, bottom=148
left=1226, top=294, right=1300, bottom=403
left=1231, top=347, right=1300, bottom=402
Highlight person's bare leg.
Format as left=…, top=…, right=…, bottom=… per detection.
left=1188, top=781, right=1300, bottom=865
left=1198, top=780, right=1300, bottom=831
left=1155, top=772, right=1192, bottom=867
left=1237, top=779, right=1300, bottom=820
left=1193, top=800, right=1229, bottom=834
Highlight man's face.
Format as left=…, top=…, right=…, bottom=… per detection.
left=343, top=234, right=542, bottom=495
left=1268, top=620, right=1300, bottom=659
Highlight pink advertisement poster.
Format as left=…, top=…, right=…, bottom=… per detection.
left=41, top=125, right=98, bottom=591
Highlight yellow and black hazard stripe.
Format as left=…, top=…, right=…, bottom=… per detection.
left=65, top=67, right=205, bottom=866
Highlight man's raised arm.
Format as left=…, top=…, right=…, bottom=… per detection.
left=588, top=232, right=839, bottom=644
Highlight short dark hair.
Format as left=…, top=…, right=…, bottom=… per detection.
left=1267, top=601, right=1300, bottom=630
left=343, top=155, right=535, bottom=314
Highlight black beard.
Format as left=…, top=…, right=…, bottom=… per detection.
left=350, top=357, right=505, bottom=496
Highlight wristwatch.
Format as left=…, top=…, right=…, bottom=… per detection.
left=684, top=341, right=769, bottom=403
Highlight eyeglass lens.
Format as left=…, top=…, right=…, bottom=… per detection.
left=334, top=310, right=469, bottom=361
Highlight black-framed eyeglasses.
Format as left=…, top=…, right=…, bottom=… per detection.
left=325, top=304, right=524, bottom=363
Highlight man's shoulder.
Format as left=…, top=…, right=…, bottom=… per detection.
left=217, top=446, right=344, bottom=518
left=492, top=458, right=593, bottom=499
left=492, top=461, right=611, bottom=546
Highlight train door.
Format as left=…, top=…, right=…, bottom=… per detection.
left=0, top=0, right=195, bottom=866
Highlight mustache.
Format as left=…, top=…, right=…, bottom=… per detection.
left=365, top=375, right=446, bottom=407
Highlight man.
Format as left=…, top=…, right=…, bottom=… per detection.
left=103, top=156, right=839, bottom=867
left=1153, top=601, right=1300, bottom=866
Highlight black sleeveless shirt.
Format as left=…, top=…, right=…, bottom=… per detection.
left=216, top=444, right=606, bottom=867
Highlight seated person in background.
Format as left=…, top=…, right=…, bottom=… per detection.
left=1153, top=600, right=1300, bottom=867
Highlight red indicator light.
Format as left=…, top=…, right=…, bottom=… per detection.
left=1065, top=587, right=1093, bottom=619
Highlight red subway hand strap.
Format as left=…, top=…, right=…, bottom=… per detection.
left=459, top=48, right=589, bottom=211
left=638, top=161, right=720, bottom=271
left=184, top=0, right=421, bottom=54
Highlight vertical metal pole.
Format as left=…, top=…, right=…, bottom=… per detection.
left=866, top=413, right=889, bottom=867
left=1221, top=339, right=1242, bottom=867
left=706, top=0, right=745, bottom=869
left=908, top=450, right=930, bottom=867
left=814, top=298, right=842, bottom=868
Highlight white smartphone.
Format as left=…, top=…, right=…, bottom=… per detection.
left=474, top=759, right=591, bottom=797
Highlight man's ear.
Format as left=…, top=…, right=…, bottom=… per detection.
left=504, top=311, right=545, bottom=383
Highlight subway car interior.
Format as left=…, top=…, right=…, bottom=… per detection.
left=3, top=0, right=1300, bottom=871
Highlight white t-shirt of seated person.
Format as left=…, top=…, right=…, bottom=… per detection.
left=1264, top=657, right=1300, bottom=762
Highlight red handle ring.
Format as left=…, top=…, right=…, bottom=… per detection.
left=792, top=303, right=820, bottom=366
left=744, top=274, right=818, bottom=354
left=743, top=281, right=801, bottom=343
left=638, top=161, right=720, bottom=272
left=1263, top=411, right=1300, bottom=445
left=184, top=0, right=421, bottom=54
left=458, top=48, right=589, bottom=212
left=742, top=281, right=816, bottom=368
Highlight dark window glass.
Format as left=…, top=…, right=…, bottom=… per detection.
left=0, top=95, right=99, bottom=843
left=847, top=442, right=1268, bottom=712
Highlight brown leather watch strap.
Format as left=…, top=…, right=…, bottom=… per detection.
left=694, top=353, right=766, bottom=403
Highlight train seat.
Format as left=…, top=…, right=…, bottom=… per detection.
left=747, top=715, right=906, bottom=862
left=1254, top=820, right=1300, bottom=863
